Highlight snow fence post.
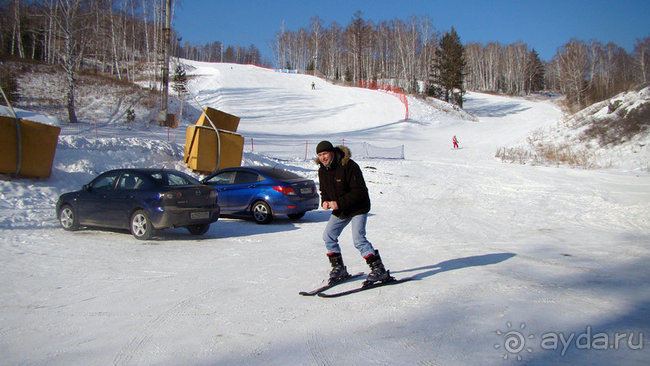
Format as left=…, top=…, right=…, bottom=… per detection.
left=304, top=140, right=308, bottom=161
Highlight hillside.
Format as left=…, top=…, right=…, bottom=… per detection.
left=497, top=85, right=650, bottom=171
left=4, top=59, right=648, bottom=172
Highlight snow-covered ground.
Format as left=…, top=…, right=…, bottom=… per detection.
left=1, top=61, right=648, bottom=365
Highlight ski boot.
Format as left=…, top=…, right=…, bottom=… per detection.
left=363, top=250, right=393, bottom=286
left=327, top=252, right=350, bottom=285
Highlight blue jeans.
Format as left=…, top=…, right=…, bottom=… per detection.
left=323, top=213, right=375, bottom=258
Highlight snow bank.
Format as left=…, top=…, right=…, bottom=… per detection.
left=0, top=104, right=61, bottom=126
left=497, top=86, right=650, bottom=172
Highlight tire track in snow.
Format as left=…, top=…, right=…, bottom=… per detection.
left=306, top=331, right=333, bottom=366
left=112, top=290, right=214, bottom=365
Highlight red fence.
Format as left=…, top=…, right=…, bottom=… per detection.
left=358, top=80, right=409, bottom=120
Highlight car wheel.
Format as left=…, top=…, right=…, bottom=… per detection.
left=187, top=223, right=210, bottom=235
left=130, top=210, right=154, bottom=240
left=288, top=212, right=305, bottom=220
left=58, top=204, right=79, bottom=231
left=251, top=201, right=272, bottom=224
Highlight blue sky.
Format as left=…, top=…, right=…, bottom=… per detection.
left=173, top=0, right=649, bottom=65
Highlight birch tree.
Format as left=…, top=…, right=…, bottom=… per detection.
left=309, top=16, right=323, bottom=71
left=393, top=17, right=421, bottom=92
left=322, top=22, right=343, bottom=79
left=56, top=0, right=86, bottom=123
left=558, top=39, right=589, bottom=109
left=634, top=37, right=649, bottom=83
left=12, top=0, right=25, bottom=57
left=344, top=11, right=368, bottom=82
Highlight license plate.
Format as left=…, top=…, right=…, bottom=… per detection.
left=300, top=187, right=312, bottom=194
left=191, top=211, right=209, bottom=220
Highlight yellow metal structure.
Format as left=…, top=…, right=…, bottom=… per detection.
left=184, top=126, right=244, bottom=172
left=0, top=116, right=61, bottom=178
left=195, top=107, right=240, bottom=132
left=183, top=107, right=244, bottom=173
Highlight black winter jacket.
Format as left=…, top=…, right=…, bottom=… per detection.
left=315, top=146, right=371, bottom=218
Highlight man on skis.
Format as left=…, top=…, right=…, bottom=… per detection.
left=315, top=140, right=392, bottom=286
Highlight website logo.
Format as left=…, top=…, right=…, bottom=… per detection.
left=494, top=321, right=645, bottom=362
left=494, top=322, right=535, bottom=361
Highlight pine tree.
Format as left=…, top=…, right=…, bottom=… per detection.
left=171, top=64, right=188, bottom=128
left=429, top=27, right=466, bottom=107
left=344, top=67, right=353, bottom=83
left=426, top=61, right=442, bottom=98
left=527, top=49, right=545, bottom=93
left=172, top=64, right=187, bottom=97
left=125, top=108, right=135, bottom=123
left=0, top=71, right=20, bottom=105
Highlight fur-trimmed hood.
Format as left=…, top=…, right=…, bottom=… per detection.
left=314, top=145, right=351, bottom=167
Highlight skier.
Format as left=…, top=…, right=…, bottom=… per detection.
left=452, top=135, right=459, bottom=149
left=311, top=81, right=316, bottom=90
left=315, top=140, right=391, bottom=286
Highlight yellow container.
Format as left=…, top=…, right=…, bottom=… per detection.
left=0, top=116, right=61, bottom=178
left=184, top=126, right=244, bottom=173
left=196, top=107, right=240, bottom=133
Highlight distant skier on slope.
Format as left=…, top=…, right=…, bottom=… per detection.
left=311, top=81, right=316, bottom=90
left=453, top=135, right=459, bottom=149
left=315, top=141, right=392, bottom=286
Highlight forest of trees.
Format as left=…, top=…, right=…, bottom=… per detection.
left=0, top=0, right=269, bottom=85
left=272, top=12, right=649, bottom=111
left=177, top=41, right=267, bottom=66
left=548, top=39, right=649, bottom=110
left=1, top=0, right=649, bottom=122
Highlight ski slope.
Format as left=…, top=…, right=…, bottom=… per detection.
left=0, top=61, right=648, bottom=365
left=186, top=62, right=405, bottom=136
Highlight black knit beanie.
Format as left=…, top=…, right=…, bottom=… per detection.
left=316, top=141, right=334, bottom=154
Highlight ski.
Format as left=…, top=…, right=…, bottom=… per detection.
left=317, top=277, right=414, bottom=298
left=299, top=272, right=365, bottom=296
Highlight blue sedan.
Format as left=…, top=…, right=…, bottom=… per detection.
left=202, top=166, right=319, bottom=224
left=56, top=168, right=220, bottom=239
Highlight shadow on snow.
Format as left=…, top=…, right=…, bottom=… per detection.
left=392, top=252, right=517, bottom=280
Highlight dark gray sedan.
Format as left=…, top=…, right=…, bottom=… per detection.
left=56, top=168, right=220, bottom=239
